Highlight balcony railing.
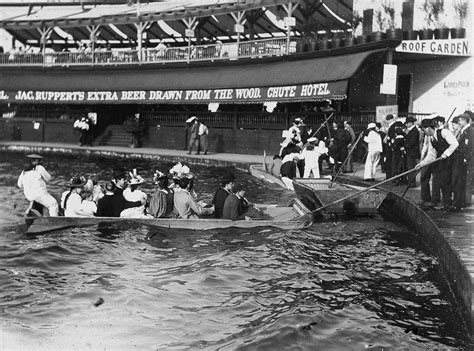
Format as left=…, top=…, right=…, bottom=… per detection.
left=0, top=37, right=298, bottom=67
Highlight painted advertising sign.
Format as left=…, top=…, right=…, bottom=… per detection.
left=0, top=81, right=347, bottom=104
left=395, top=38, right=471, bottom=56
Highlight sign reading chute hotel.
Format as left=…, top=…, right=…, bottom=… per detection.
left=0, top=81, right=348, bottom=104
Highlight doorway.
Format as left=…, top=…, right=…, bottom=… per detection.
left=397, top=74, right=411, bottom=113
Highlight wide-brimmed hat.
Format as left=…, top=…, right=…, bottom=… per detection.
left=129, top=175, right=145, bottom=185
left=186, top=116, right=197, bottom=123
left=69, top=175, right=87, bottom=188
left=367, top=123, right=376, bottom=129
left=26, top=154, right=43, bottom=159
left=307, top=137, right=317, bottom=143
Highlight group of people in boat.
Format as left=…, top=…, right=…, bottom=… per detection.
left=17, top=155, right=262, bottom=221
left=268, top=114, right=356, bottom=190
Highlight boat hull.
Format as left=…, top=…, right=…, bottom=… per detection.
left=293, top=179, right=387, bottom=215
left=25, top=200, right=313, bottom=235
left=248, top=164, right=287, bottom=189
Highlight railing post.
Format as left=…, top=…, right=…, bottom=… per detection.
left=233, top=107, right=238, bottom=130
left=42, top=111, right=46, bottom=142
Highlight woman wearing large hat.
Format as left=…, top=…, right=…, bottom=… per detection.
left=60, top=175, right=95, bottom=217
left=17, top=154, right=59, bottom=216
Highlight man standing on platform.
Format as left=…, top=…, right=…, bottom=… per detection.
left=404, top=117, right=420, bottom=187
left=450, top=113, right=472, bottom=211
left=198, top=119, right=209, bottom=155
left=363, top=123, right=382, bottom=181
left=187, top=116, right=200, bottom=155
left=417, top=117, right=458, bottom=210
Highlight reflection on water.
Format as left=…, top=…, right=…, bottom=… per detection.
left=0, top=152, right=469, bottom=350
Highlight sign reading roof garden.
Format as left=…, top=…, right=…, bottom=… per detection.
left=2, top=82, right=347, bottom=104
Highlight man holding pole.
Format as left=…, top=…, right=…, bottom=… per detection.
left=417, top=117, right=458, bottom=210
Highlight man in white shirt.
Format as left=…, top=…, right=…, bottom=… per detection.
left=363, top=123, right=382, bottom=181
left=198, top=121, right=209, bottom=155
left=17, top=154, right=58, bottom=216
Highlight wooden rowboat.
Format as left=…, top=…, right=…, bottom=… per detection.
left=248, top=164, right=287, bottom=189
left=293, top=178, right=387, bottom=215
left=25, top=199, right=314, bottom=235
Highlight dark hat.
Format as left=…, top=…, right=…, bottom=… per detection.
left=385, top=114, right=394, bottom=120
left=233, top=183, right=244, bottom=193
left=421, top=118, right=436, bottom=129
left=69, top=175, right=87, bottom=188
left=405, top=116, right=416, bottom=124
left=220, top=173, right=236, bottom=184
left=26, top=154, right=43, bottom=159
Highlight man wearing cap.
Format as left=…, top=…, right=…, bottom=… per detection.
left=417, top=117, right=458, bottom=209
left=450, top=113, right=472, bottom=210
left=212, top=173, right=235, bottom=218
left=343, top=120, right=356, bottom=172
left=187, top=116, right=200, bottom=155
left=300, top=137, right=321, bottom=178
left=222, top=183, right=262, bottom=220
left=404, top=117, right=420, bottom=187
left=17, top=154, right=59, bottom=216
left=363, top=123, right=383, bottom=181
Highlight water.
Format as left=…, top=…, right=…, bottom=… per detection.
left=0, top=152, right=470, bottom=350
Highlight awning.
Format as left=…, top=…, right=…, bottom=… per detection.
left=0, top=49, right=384, bottom=104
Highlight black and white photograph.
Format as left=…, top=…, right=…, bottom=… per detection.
left=0, top=0, right=472, bottom=349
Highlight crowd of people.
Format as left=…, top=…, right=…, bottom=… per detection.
left=17, top=155, right=262, bottom=221
left=267, top=114, right=357, bottom=190
left=266, top=107, right=472, bottom=212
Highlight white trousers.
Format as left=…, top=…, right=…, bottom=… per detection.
left=364, top=151, right=381, bottom=180
left=32, top=193, right=59, bottom=216
left=303, top=165, right=320, bottom=178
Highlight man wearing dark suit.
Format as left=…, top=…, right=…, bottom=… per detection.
left=450, top=113, right=472, bottom=210
left=212, top=173, right=235, bottom=218
left=386, top=114, right=404, bottom=180
left=404, top=117, right=420, bottom=187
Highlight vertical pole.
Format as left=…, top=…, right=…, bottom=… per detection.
left=386, top=49, right=394, bottom=105
left=286, top=1, right=292, bottom=54
left=137, top=23, right=143, bottom=63
left=42, top=111, right=46, bottom=142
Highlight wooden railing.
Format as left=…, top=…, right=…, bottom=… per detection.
left=3, top=109, right=432, bottom=133
left=0, top=37, right=297, bottom=67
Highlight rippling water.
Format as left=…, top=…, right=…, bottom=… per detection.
left=0, top=152, right=469, bottom=350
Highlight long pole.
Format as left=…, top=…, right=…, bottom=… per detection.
left=312, top=157, right=443, bottom=214
left=330, top=131, right=364, bottom=186
left=309, top=112, right=334, bottom=139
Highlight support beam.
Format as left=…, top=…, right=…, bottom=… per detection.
left=87, top=25, right=100, bottom=63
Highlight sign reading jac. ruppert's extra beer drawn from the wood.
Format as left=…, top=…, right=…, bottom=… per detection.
left=0, top=81, right=348, bottom=104
left=396, top=38, right=471, bottom=56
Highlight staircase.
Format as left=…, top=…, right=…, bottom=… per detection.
left=95, top=125, right=131, bottom=147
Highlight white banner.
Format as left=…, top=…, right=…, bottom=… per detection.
left=396, top=38, right=471, bottom=56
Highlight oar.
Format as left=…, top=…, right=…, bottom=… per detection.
left=311, top=157, right=443, bottom=214
left=330, top=131, right=364, bottom=187
left=263, top=150, right=267, bottom=172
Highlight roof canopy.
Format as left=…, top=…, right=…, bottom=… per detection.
left=0, top=49, right=383, bottom=104
left=0, top=0, right=353, bottom=47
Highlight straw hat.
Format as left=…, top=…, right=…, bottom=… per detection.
left=186, top=116, right=197, bottom=123
left=26, top=154, right=43, bottom=159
